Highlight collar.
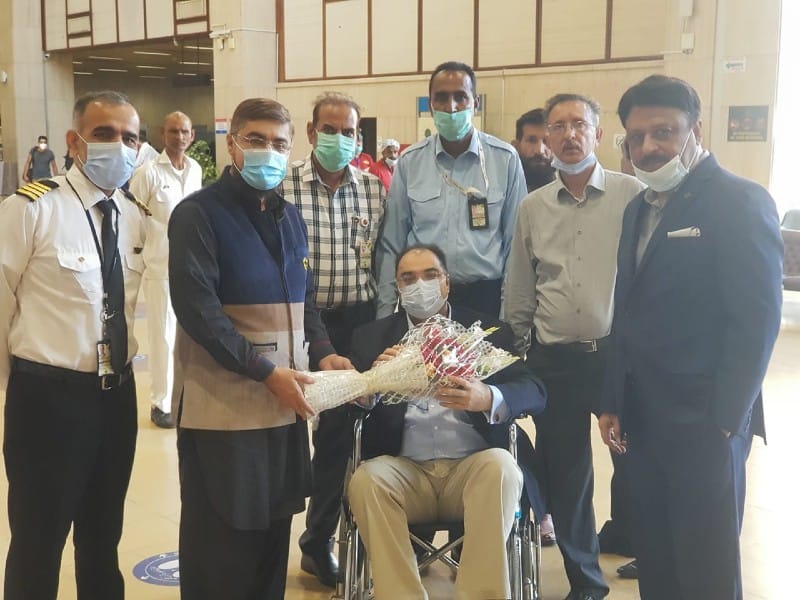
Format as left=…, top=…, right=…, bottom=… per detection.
left=434, top=130, right=480, bottom=159
left=65, top=164, right=121, bottom=212
left=301, top=155, right=359, bottom=188
left=554, top=161, right=606, bottom=204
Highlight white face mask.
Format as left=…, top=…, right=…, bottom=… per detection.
left=385, top=157, right=397, bottom=169
left=399, top=278, right=446, bottom=320
left=632, top=131, right=695, bottom=192
left=38, top=143, right=47, bottom=151
left=551, top=152, right=597, bottom=175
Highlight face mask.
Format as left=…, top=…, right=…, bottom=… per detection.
left=356, top=142, right=363, bottom=155
left=235, top=148, right=287, bottom=191
left=313, top=132, right=356, bottom=172
left=38, top=143, right=47, bottom=151
left=433, top=108, right=473, bottom=142
left=632, top=132, right=695, bottom=192
left=76, top=136, right=137, bottom=190
left=385, top=157, right=397, bottom=169
left=399, top=278, right=446, bottom=320
left=551, top=152, right=597, bottom=176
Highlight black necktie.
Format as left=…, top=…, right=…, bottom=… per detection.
left=97, top=199, right=128, bottom=373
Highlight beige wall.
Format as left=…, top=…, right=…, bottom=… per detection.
left=277, top=0, right=782, bottom=187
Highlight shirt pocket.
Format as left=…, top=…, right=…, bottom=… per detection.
left=57, top=251, right=103, bottom=304
left=407, top=185, right=442, bottom=229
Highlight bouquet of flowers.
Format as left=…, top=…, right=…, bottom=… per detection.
left=303, top=315, right=519, bottom=413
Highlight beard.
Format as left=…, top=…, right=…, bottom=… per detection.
left=522, top=156, right=556, bottom=192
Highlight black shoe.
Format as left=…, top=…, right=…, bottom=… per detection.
left=617, top=559, right=638, bottom=579
left=300, top=549, right=339, bottom=588
left=150, top=406, right=175, bottom=429
left=597, top=520, right=634, bottom=557
left=563, top=591, right=607, bottom=600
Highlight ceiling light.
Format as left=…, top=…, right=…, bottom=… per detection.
left=179, top=61, right=211, bottom=66
left=72, top=61, right=83, bottom=65
left=133, top=51, right=172, bottom=56
left=97, top=68, right=128, bottom=72
left=74, top=71, right=94, bottom=75
left=139, top=75, right=167, bottom=79
left=177, top=72, right=198, bottom=76
left=88, top=55, right=124, bottom=61
left=136, top=65, right=167, bottom=70
left=184, top=46, right=213, bottom=51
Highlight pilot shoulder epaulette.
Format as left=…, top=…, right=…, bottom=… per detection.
left=122, top=189, right=152, bottom=216
left=15, top=179, right=59, bottom=201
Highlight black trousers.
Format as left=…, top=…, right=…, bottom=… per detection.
left=526, top=344, right=608, bottom=596
left=449, top=278, right=502, bottom=318
left=625, top=416, right=752, bottom=600
left=3, top=367, right=137, bottom=600
left=300, top=301, right=375, bottom=554
left=178, top=429, right=293, bottom=600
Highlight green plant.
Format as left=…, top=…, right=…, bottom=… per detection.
left=186, top=140, right=219, bottom=185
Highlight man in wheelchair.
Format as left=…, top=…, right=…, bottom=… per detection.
left=346, top=244, right=547, bottom=599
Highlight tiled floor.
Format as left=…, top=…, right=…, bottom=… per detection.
left=0, top=292, right=797, bottom=599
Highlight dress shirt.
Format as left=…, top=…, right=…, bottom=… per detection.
left=503, top=163, right=644, bottom=350
left=129, top=150, right=202, bottom=279
left=0, top=165, right=147, bottom=385
left=375, top=131, right=527, bottom=318
left=281, top=157, right=385, bottom=309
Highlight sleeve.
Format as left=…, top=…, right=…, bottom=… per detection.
left=711, top=185, right=783, bottom=434
left=500, top=151, right=528, bottom=268
left=302, top=256, right=336, bottom=367
left=374, top=155, right=411, bottom=318
left=168, top=199, right=276, bottom=382
left=0, top=197, right=38, bottom=387
left=128, top=165, right=153, bottom=208
left=501, top=198, right=539, bottom=354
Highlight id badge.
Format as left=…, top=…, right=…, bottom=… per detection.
left=467, top=193, right=489, bottom=230
left=359, top=240, right=372, bottom=269
left=97, top=340, right=115, bottom=376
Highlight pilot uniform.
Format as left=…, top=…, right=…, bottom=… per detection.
left=0, top=165, right=148, bottom=599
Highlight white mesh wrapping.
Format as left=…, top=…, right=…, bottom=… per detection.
left=304, top=315, right=518, bottom=413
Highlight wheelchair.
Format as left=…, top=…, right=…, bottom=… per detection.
left=332, top=415, right=542, bottom=600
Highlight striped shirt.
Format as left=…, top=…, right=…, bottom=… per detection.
left=281, top=157, right=385, bottom=308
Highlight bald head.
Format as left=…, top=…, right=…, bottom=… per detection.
left=162, top=111, right=195, bottom=162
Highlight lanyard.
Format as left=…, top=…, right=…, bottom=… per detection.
left=435, top=137, right=489, bottom=197
left=65, top=176, right=120, bottom=328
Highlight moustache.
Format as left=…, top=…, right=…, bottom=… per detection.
left=637, top=154, right=673, bottom=170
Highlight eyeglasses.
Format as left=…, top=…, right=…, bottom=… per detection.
left=547, top=120, right=594, bottom=136
left=396, top=269, right=445, bottom=287
left=233, top=134, right=291, bottom=154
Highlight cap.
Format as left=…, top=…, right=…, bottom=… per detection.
left=383, top=138, right=400, bottom=150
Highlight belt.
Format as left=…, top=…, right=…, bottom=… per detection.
left=542, top=337, right=609, bottom=353
left=12, top=357, right=134, bottom=390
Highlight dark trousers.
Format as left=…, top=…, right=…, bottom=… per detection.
left=300, top=301, right=375, bottom=553
left=597, top=450, right=635, bottom=557
left=526, top=345, right=608, bottom=596
left=449, top=278, right=502, bottom=318
left=178, top=429, right=293, bottom=600
left=625, top=418, right=751, bottom=600
left=3, top=367, right=137, bottom=600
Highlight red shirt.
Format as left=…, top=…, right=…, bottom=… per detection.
left=350, top=152, right=374, bottom=172
left=369, top=159, right=394, bottom=192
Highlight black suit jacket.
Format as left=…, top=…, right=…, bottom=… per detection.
left=349, top=305, right=547, bottom=518
left=600, top=155, right=783, bottom=439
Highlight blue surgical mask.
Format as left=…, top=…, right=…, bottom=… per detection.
left=433, top=109, right=474, bottom=142
left=551, top=152, right=597, bottom=176
left=313, top=132, right=356, bottom=172
left=77, top=135, right=137, bottom=190
left=235, top=148, right=287, bottom=191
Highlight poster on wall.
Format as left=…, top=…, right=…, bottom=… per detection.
left=727, top=106, right=768, bottom=142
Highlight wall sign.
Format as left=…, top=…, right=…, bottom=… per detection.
left=727, top=106, right=768, bottom=142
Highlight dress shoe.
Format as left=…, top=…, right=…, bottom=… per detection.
left=300, top=548, right=339, bottom=588
left=617, top=558, right=638, bottom=579
left=150, top=406, right=175, bottom=429
left=597, top=519, right=634, bottom=557
left=563, top=590, right=607, bottom=600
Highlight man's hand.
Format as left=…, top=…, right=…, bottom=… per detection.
left=598, top=413, right=627, bottom=455
left=264, top=367, right=316, bottom=419
left=372, top=345, right=401, bottom=368
left=318, top=354, right=354, bottom=371
left=434, top=376, right=492, bottom=413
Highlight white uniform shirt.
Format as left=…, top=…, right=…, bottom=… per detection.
left=0, top=166, right=147, bottom=386
left=129, top=150, right=202, bottom=279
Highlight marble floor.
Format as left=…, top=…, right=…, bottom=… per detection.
left=0, top=291, right=797, bottom=599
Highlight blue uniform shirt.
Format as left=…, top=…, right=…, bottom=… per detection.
left=375, top=130, right=527, bottom=317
